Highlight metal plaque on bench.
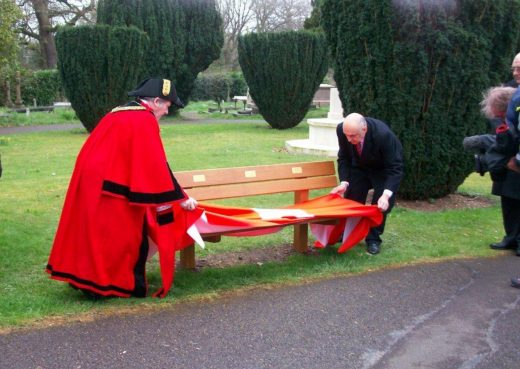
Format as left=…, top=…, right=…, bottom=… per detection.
left=244, top=170, right=257, bottom=178
left=193, top=174, right=206, bottom=182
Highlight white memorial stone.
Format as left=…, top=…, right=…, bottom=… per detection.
left=285, top=87, right=344, bottom=157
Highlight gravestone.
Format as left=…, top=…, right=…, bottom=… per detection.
left=285, top=87, right=344, bottom=157
left=312, top=84, right=334, bottom=107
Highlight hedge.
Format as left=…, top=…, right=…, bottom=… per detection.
left=56, top=25, right=148, bottom=132
left=238, top=30, right=328, bottom=129
left=321, top=0, right=520, bottom=199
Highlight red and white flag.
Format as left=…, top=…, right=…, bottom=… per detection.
left=146, top=194, right=382, bottom=297
left=186, top=194, right=383, bottom=253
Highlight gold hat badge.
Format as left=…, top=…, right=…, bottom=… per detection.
left=162, top=79, right=171, bottom=97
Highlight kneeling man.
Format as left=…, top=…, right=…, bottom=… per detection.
left=331, top=113, right=403, bottom=255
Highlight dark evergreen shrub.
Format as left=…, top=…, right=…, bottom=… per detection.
left=321, top=0, right=520, bottom=199
left=303, top=0, right=323, bottom=31
left=175, top=0, right=224, bottom=105
left=56, top=25, right=148, bottom=132
left=238, top=30, right=328, bottom=129
left=97, top=0, right=223, bottom=107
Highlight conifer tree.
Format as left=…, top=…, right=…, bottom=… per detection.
left=56, top=25, right=148, bottom=132
left=321, top=0, right=520, bottom=199
left=97, top=0, right=223, bottom=105
left=238, top=31, right=328, bottom=129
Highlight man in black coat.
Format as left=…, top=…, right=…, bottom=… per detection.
left=331, top=113, right=403, bottom=255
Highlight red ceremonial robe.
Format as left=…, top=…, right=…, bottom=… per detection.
left=46, top=102, right=196, bottom=298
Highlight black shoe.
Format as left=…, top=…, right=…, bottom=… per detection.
left=511, top=277, right=520, bottom=288
left=366, top=243, right=380, bottom=255
left=490, top=240, right=516, bottom=250
left=69, top=283, right=103, bottom=300
left=80, top=289, right=103, bottom=300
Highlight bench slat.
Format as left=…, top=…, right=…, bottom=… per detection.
left=175, top=161, right=335, bottom=189
left=185, top=175, right=338, bottom=201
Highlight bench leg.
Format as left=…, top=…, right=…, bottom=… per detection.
left=293, top=190, right=310, bottom=253
left=179, top=244, right=196, bottom=269
left=293, top=223, right=309, bottom=253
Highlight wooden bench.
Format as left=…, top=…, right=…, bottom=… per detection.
left=174, top=160, right=338, bottom=269
left=11, top=106, right=54, bottom=113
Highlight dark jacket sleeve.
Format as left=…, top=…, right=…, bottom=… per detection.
left=336, top=123, right=351, bottom=182
left=379, top=128, right=404, bottom=193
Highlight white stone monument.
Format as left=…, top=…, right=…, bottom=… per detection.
left=285, top=87, right=344, bottom=157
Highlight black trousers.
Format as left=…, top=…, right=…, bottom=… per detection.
left=500, top=195, right=520, bottom=247
left=344, top=170, right=395, bottom=245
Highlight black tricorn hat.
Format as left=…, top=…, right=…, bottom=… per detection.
left=128, top=78, right=184, bottom=108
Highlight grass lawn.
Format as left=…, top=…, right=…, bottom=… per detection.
left=0, top=118, right=504, bottom=331
left=0, top=107, right=79, bottom=127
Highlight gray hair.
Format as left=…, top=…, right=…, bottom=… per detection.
left=138, top=97, right=156, bottom=104
left=480, top=86, right=516, bottom=119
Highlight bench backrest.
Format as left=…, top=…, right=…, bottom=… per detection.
left=175, top=161, right=337, bottom=201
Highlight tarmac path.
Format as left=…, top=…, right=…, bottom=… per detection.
left=1, top=255, right=519, bottom=369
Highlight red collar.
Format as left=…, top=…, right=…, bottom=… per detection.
left=137, top=99, right=154, bottom=113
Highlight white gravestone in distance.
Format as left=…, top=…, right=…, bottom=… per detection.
left=285, top=87, right=344, bottom=157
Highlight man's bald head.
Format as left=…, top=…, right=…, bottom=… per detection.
left=342, top=113, right=367, bottom=144
left=513, top=53, right=520, bottom=66
left=511, top=53, right=520, bottom=84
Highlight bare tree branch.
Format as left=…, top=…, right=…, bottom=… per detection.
left=217, top=0, right=254, bottom=66
left=15, top=0, right=96, bottom=68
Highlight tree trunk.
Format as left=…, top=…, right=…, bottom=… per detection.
left=31, top=0, right=57, bottom=68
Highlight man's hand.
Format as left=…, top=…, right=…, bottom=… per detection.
left=330, top=181, right=348, bottom=195
left=180, top=197, right=198, bottom=211
left=377, top=193, right=391, bottom=212
left=507, top=156, right=520, bottom=173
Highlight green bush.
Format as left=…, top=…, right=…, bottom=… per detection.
left=192, top=72, right=247, bottom=103
left=238, top=30, right=328, bottom=129
left=192, top=74, right=224, bottom=101
left=205, top=74, right=229, bottom=109
left=21, top=69, right=62, bottom=106
left=229, top=72, right=247, bottom=98
left=321, top=0, right=520, bottom=199
left=191, top=76, right=207, bottom=101
left=56, top=25, right=148, bottom=132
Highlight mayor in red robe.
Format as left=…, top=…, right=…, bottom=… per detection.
left=46, top=78, right=200, bottom=299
